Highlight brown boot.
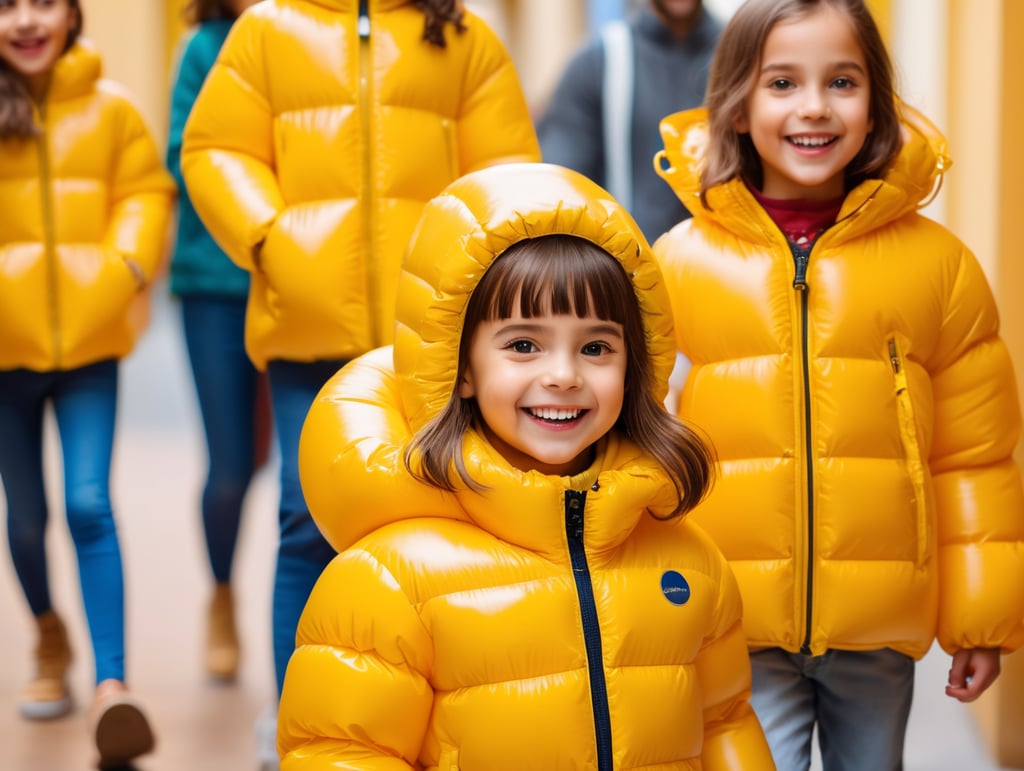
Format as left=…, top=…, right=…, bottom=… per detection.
left=18, top=610, right=73, bottom=720
left=91, top=679, right=155, bottom=768
left=206, top=583, right=239, bottom=681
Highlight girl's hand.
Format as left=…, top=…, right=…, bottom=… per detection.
left=945, top=648, right=1001, bottom=702
left=124, top=258, right=146, bottom=289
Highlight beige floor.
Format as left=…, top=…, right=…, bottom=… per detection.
left=0, top=291, right=1013, bottom=770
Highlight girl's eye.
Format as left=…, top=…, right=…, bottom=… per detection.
left=768, top=78, right=794, bottom=91
left=508, top=339, right=536, bottom=354
left=831, top=77, right=855, bottom=89
left=582, top=342, right=611, bottom=356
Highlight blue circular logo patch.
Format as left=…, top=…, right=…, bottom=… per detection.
left=661, top=570, right=691, bottom=606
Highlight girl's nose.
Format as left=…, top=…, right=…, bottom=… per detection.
left=541, top=353, right=582, bottom=390
left=797, top=91, right=832, bottom=120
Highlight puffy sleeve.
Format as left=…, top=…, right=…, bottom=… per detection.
left=454, top=15, right=540, bottom=174
left=929, top=244, right=1024, bottom=654
left=181, top=13, right=281, bottom=271
left=278, top=548, right=434, bottom=769
left=692, top=531, right=776, bottom=770
left=104, top=92, right=176, bottom=282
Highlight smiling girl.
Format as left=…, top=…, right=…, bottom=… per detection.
left=0, top=0, right=174, bottom=766
left=653, top=0, right=1024, bottom=768
left=277, top=163, right=775, bottom=769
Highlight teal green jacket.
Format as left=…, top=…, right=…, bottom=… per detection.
left=166, top=20, right=249, bottom=298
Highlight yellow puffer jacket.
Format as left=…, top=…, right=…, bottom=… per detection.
left=180, top=0, right=540, bottom=370
left=282, top=164, right=775, bottom=769
left=654, top=106, right=1024, bottom=659
left=0, top=39, right=175, bottom=372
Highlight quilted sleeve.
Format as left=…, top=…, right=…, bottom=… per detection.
left=929, top=244, right=1024, bottom=654
left=279, top=548, right=434, bottom=769
left=104, top=95, right=176, bottom=282
left=180, top=14, right=282, bottom=271
left=454, top=17, right=540, bottom=174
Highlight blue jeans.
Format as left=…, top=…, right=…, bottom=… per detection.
left=266, top=359, right=344, bottom=697
left=0, top=360, right=125, bottom=684
left=181, top=296, right=260, bottom=583
left=750, top=647, right=914, bottom=771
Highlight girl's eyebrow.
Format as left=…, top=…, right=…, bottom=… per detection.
left=760, top=61, right=867, bottom=76
left=491, top=321, right=624, bottom=338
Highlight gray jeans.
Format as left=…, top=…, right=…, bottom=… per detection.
left=750, top=647, right=914, bottom=771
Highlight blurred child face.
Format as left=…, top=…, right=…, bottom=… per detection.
left=735, top=4, right=873, bottom=200
left=0, top=0, right=77, bottom=97
left=459, top=307, right=627, bottom=477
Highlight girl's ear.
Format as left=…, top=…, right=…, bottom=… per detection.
left=458, top=370, right=476, bottom=399
left=734, top=109, right=750, bottom=134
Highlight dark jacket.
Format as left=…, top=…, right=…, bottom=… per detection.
left=537, top=7, right=722, bottom=242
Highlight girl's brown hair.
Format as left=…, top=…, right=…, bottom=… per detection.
left=405, top=235, right=715, bottom=519
left=415, top=0, right=466, bottom=47
left=701, top=0, right=901, bottom=204
left=0, top=0, right=82, bottom=139
left=183, top=0, right=238, bottom=24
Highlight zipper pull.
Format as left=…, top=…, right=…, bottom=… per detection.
left=358, top=0, right=370, bottom=38
left=888, top=339, right=900, bottom=373
left=791, top=243, right=810, bottom=290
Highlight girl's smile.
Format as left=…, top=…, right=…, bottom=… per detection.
left=736, top=4, right=873, bottom=200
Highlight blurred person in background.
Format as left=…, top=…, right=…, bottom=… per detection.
left=538, top=0, right=722, bottom=243
left=180, top=0, right=539, bottom=766
left=166, top=0, right=266, bottom=687
left=0, top=0, right=175, bottom=765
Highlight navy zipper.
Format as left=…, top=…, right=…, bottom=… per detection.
left=789, top=240, right=815, bottom=654
left=564, top=489, right=613, bottom=770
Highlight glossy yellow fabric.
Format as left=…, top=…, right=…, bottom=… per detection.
left=0, top=40, right=175, bottom=371
left=654, top=106, right=1024, bottom=659
left=180, top=0, right=540, bottom=369
left=284, top=164, right=775, bottom=769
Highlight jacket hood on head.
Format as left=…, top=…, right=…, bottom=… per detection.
left=392, top=162, right=676, bottom=433
left=655, top=102, right=952, bottom=241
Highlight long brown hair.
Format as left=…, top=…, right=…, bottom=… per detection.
left=0, top=0, right=82, bottom=139
left=701, top=0, right=901, bottom=204
left=183, top=0, right=239, bottom=24
left=416, top=0, right=466, bottom=47
left=405, top=235, right=715, bottom=519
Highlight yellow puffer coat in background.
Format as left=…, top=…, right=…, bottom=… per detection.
left=180, top=0, right=540, bottom=370
left=0, top=39, right=175, bottom=372
left=283, top=164, right=775, bottom=769
left=654, top=106, right=1024, bottom=659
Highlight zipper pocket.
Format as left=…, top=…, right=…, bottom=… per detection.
left=888, top=338, right=929, bottom=566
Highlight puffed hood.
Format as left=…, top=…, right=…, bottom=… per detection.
left=393, top=162, right=676, bottom=432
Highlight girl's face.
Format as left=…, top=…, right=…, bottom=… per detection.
left=736, top=4, right=873, bottom=200
left=0, top=0, right=76, bottom=97
left=459, top=306, right=627, bottom=477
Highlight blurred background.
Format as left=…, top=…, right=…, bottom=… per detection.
left=0, top=1, right=1020, bottom=769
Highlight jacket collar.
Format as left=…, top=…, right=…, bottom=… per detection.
left=47, top=38, right=101, bottom=104
left=656, top=103, right=951, bottom=246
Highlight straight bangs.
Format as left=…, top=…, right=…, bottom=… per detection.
left=472, top=235, right=632, bottom=326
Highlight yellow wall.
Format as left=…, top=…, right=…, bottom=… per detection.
left=948, top=0, right=1024, bottom=766
left=83, top=0, right=169, bottom=146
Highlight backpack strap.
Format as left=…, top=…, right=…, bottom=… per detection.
left=601, top=19, right=634, bottom=210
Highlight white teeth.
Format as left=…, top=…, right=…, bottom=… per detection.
left=790, top=136, right=833, bottom=147
left=529, top=407, right=582, bottom=421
